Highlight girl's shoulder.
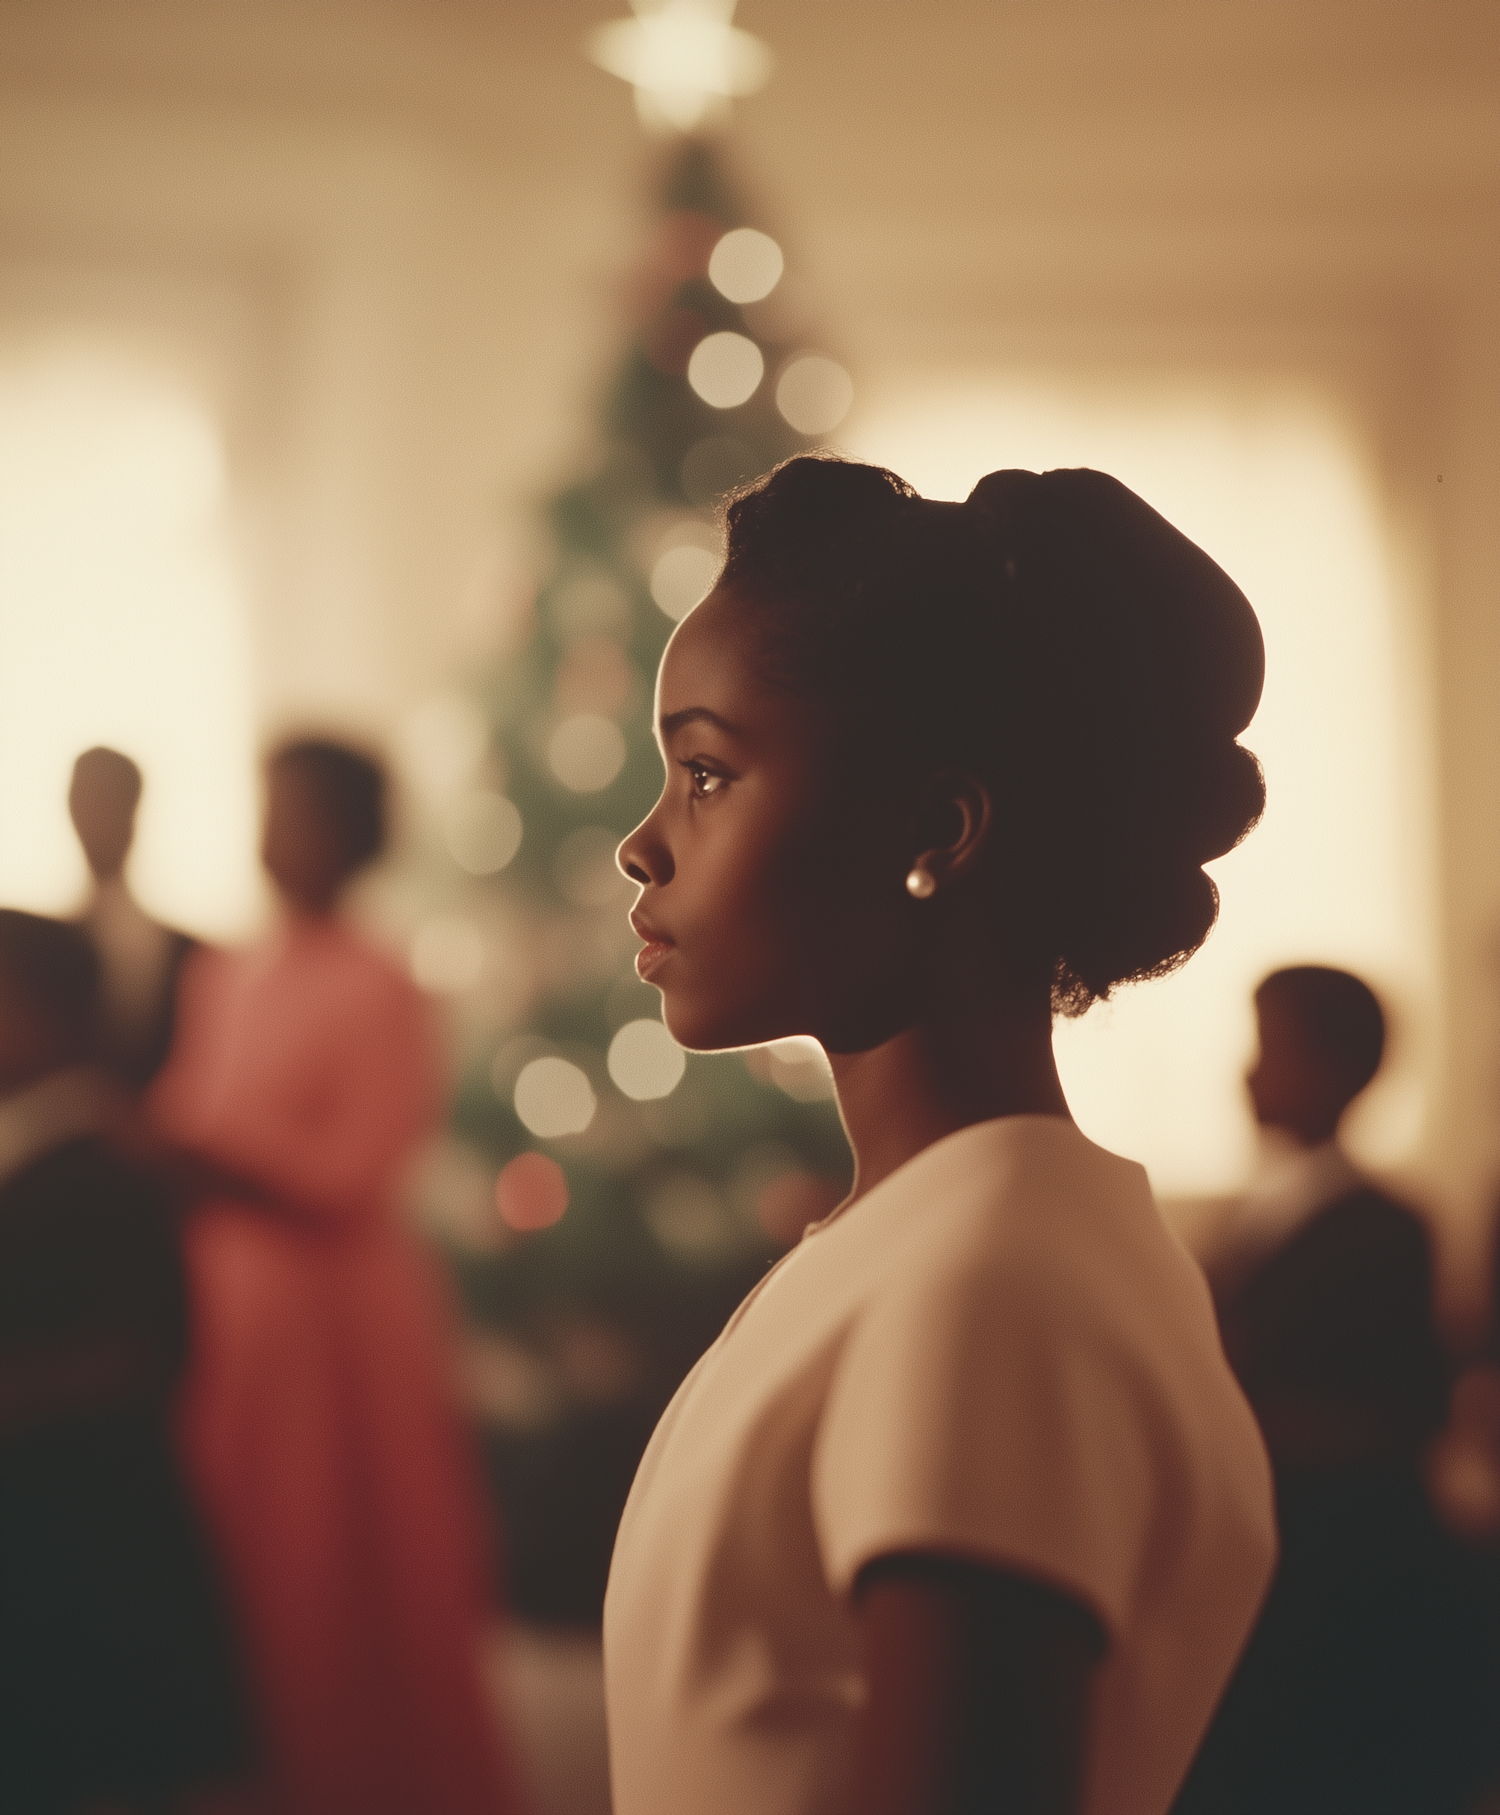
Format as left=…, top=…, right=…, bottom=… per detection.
left=825, top=1115, right=1219, bottom=1390
left=843, top=1115, right=1161, bottom=1277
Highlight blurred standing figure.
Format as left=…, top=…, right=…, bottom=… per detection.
left=0, top=911, right=246, bottom=1815
left=151, top=739, right=519, bottom=1815
left=1175, top=966, right=1493, bottom=1815
left=70, top=746, right=196, bottom=1089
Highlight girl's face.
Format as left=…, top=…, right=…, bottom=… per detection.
left=618, top=588, right=916, bottom=1054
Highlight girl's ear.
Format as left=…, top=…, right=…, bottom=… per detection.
left=907, top=769, right=992, bottom=896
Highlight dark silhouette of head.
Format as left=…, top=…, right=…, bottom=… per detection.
left=262, top=737, right=387, bottom=915
left=0, top=909, right=100, bottom=1093
left=1248, top=964, right=1386, bottom=1147
left=619, top=454, right=1266, bottom=1058
left=712, top=455, right=1265, bottom=1016
left=69, top=746, right=144, bottom=883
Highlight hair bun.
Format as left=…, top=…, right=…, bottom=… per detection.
left=719, top=454, right=1267, bottom=1014
left=966, top=467, right=1264, bottom=740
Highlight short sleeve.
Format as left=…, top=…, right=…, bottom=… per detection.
left=809, top=1241, right=1172, bottom=1640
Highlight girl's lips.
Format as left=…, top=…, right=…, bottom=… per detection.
left=635, top=939, right=674, bottom=982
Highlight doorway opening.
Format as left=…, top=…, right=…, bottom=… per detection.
left=0, top=338, right=259, bottom=937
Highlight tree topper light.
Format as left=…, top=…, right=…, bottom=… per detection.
left=587, top=0, right=772, bottom=133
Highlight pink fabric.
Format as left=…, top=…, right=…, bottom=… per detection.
left=152, top=919, right=518, bottom=1815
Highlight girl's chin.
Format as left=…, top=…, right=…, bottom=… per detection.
left=659, top=998, right=772, bottom=1056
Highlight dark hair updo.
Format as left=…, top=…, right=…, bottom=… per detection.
left=718, top=455, right=1266, bottom=1015
left=1257, top=965, right=1385, bottom=1095
left=268, top=736, right=388, bottom=874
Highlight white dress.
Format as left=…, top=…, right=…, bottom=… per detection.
left=604, top=1115, right=1275, bottom=1815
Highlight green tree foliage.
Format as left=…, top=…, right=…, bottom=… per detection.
left=449, top=140, right=851, bottom=1624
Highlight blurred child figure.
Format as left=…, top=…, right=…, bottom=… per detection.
left=150, top=738, right=520, bottom=1815
left=1175, top=965, right=1493, bottom=1815
left=0, top=910, right=247, bottom=1815
left=70, top=746, right=196, bottom=1089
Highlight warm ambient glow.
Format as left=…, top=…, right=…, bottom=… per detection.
left=399, top=692, right=490, bottom=807
left=847, top=382, right=1434, bottom=1195
left=0, top=342, right=258, bottom=936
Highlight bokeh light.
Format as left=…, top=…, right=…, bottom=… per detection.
left=608, top=1018, right=686, bottom=1100
left=549, top=713, right=627, bottom=791
left=494, top=1151, right=570, bottom=1232
left=514, top=1055, right=597, bottom=1138
left=650, top=543, right=721, bottom=620
left=687, top=331, right=764, bottom=409
left=410, top=915, right=485, bottom=994
left=776, top=356, right=854, bottom=436
left=444, top=790, right=522, bottom=875
left=708, top=228, right=784, bottom=304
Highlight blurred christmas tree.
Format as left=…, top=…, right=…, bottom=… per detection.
left=430, top=49, right=859, bottom=1624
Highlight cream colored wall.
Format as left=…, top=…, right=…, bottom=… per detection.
left=0, top=0, right=1497, bottom=1283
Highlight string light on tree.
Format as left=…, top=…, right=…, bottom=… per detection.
left=513, top=1056, right=598, bottom=1139
left=708, top=228, right=783, bottom=303
left=494, top=1151, right=570, bottom=1231
left=609, top=1018, right=688, bottom=1100
left=430, top=21, right=858, bottom=1627
left=687, top=330, right=764, bottom=408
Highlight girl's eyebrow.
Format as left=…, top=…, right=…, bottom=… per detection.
left=658, top=707, right=743, bottom=740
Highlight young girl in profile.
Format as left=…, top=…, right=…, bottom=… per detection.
left=605, top=457, right=1278, bottom=1815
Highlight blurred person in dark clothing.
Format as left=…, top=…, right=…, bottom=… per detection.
left=1174, top=965, right=1497, bottom=1815
left=70, top=746, right=196, bottom=1089
left=0, top=909, right=248, bottom=1815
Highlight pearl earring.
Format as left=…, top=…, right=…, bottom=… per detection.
left=905, top=867, right=936, bottom=900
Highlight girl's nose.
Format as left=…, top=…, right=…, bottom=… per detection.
left=618, top=812, right=671, bottom=887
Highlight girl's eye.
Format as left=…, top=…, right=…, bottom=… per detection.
left=684, top=761, right=727, bottom=799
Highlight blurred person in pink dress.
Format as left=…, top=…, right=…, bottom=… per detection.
left=151, top=737, right=520, bottom=1815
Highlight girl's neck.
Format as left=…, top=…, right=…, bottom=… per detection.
left=280, top=896, right=342, bottom=926
left=826, top=945, right=1070, bottom=1209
